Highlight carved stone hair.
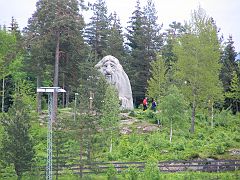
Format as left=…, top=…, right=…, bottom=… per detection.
left=95, top=55, right=134, bottom=110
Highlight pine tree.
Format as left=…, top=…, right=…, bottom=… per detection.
left=106, top=12, right=126, bottom=62
left=85, top=0, right=110, bottom=61
left=225, top=71, right=240, bottom=113
left=24, top=0, right=86, bottom=114
left=143, top=0, right=163, bottom=58
left=0, top=92, right=35, bottom=180
left=126, top=0, right=148, bottom=104
left=220, top=35, right=239, bottom=112
left=126, top=0, right=163, bottom=104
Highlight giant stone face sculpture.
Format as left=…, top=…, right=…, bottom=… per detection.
left=95, top=55, right=134, bottom=110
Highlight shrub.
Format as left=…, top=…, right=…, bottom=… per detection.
left=173, top=143, right=185, bottom=151
left=121, top=166, right=140, bottom=180
left=141, top=160, right=160, bottom=180
left=215, top=144, right=226, bottom=155
left=106, top=164, right=118, bottom=180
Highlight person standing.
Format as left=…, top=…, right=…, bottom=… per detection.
left=143, top=97, right=148, bottom=111
left=151, top=98, right=157, bottom=112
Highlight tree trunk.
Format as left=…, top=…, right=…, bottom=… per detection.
left=37, top=75, right=42, bottom=114
left=79, top=127, right=83, bottom=178
left=191, top=98, right=196, bottom=133
left=110, top=130, right=113, bottom=153
left=15, top=167, right=22, bottom=180
left=211, top=102, right=214, bottom=128
left=1, top=78, right=5, bottom=112
left=53, top=31, right=60, bottom=122
left=169, top=120, right=172, bottom=143
left=236, top=100, right=239, bottom=113
left=62, top=73, right=65, bottom=108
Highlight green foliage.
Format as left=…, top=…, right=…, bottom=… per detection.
left=126, top=0, right=163, bottom=100
left=0, top=29, right=16, bottom=78
left=147, top=54, right=168, bottom=100
left=121, top=166, right=140, bottom=180
left=9, top=55, right=27, bottom=84
left=85, top=0, right=110, bottom=59
left=173, top=7, right=222, bottom=132
left=159, top=85, right=188, bottom=123
left=1, top=3, right=240, bottom=179
left=100, top=85, right=120, bottom=126
left=158, top=171, right=240, bottom=180
left=128, top=110, right=137, bottom=117
left=100, top=85, right=120, bottom=153
left=141, top=159, right=160, bottom=180
left=225, top=70, right=240, bottom=113
left=0, top=92, right=35, bottom=179
left=78, top=69, right=108, bottom=113
left=220, top=35, right=240, bottom=113
left=106, top=12, right=126, bottom=62
left=25, top=0, right=87, bottom=93
left=106, top=164, right=118, bottom=180
left=159, top=85, right=188, bottom=142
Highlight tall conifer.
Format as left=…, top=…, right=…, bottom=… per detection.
left=126, top=0, right=163, bottom=104
left=220, top=36, right=240, bottom=112
left=85, top=0, right=110, bottom=61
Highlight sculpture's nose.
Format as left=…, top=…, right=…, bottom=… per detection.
left=106, top=65, right=112, bottom=74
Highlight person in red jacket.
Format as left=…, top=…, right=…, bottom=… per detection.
left=143, top=97, right=148, bottom=111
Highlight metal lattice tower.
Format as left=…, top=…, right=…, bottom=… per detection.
left=37, top=87, right=66, bottom=180
left=46, top=92, right=53, bottom=180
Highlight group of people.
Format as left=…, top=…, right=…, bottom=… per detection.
left=142, top=97, right=157, bottom=111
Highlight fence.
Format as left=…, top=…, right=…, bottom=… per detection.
left=33, top=159, right=240, bottom=177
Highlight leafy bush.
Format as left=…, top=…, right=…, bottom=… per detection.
left=141, top=160, right=160, bottom=180
left=106, top=164, right=118, bottom=180
left=173, top=143, right=185, bottom=151
left=121, top=166, right=140, bottom=180
left=215, top=144, right=226, bottom=155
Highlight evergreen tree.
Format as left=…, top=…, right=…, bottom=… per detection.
left=106, top=12, right=126, bottom=62
left=162, top=21, right=186, bottom=82
left=126, top=0, right=148, bottom=103
left=126, top=0, right=163, bottom=104
left=78, top=65, right=108, bottom=113
left=24, top=0, right=86, bottom=114
left=0, top=91, right=35, bottom=180
left=85, top=0, right=110, bottom=61
left=225, top=71, right=240, bottom=113
left=173, top=7, right=222, bottom=133
left=0, top=29, right=16, bottom=112
left=220, top=35, right=239, bottom=112
left=143, top=0, right=163, bottom=58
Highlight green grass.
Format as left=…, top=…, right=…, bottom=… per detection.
left=0, top=108, right=239, bottom=179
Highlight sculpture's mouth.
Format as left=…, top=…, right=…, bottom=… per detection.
left=105, top=74, right=112, bottom=82
left=105, top=73, right=112, bottom=77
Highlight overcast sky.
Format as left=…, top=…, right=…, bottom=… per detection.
left=0, top=0, right=239, bottom=52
